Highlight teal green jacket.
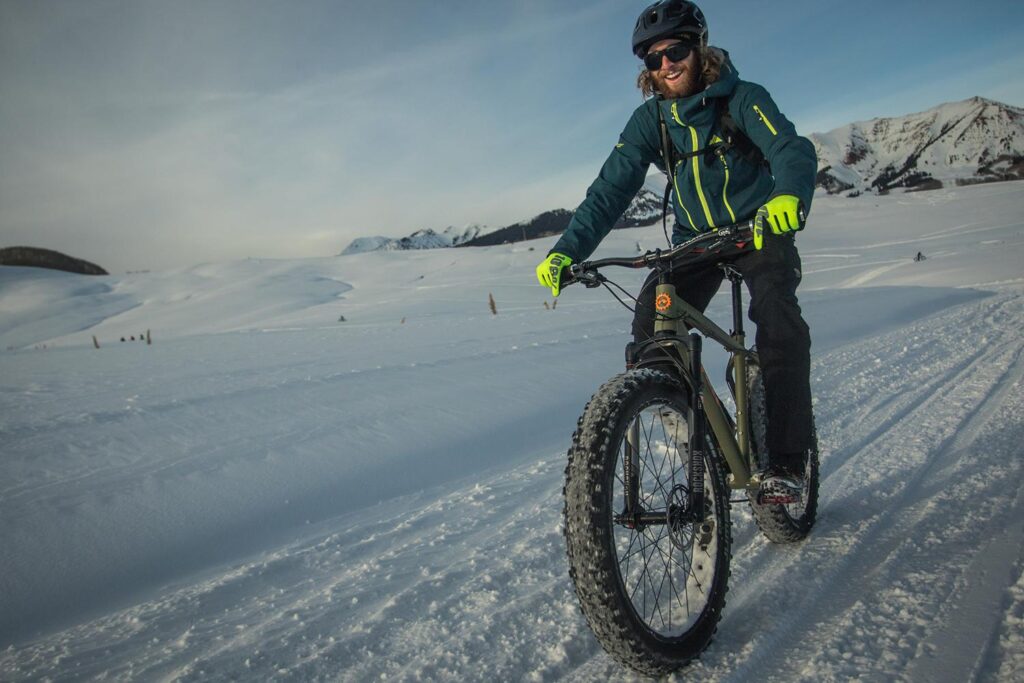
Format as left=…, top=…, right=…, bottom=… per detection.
left=552, top=54, right=817, bottom=262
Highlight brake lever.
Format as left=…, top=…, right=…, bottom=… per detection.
left=567, top=266, right=605, bottom=289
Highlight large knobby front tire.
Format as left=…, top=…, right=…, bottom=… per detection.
left=747, top=363, right=820, bottom=543
left=563, top=370, right=732, bottom=676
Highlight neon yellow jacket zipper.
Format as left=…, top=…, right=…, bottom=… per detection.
left=718, top=153, right=738, bottom=223
left=671, top=159, right=698, bottom=231
left=672, top=102, right=716, bottom=228
left=752, top=104, right=778, bottom=136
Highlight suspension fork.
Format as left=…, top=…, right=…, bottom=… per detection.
left=688, top=332, right=706, bottom=521
left=623, top=267, right=677, bottom=519
left=624, top=420, right=640, bottom=517
left=727, top=268, right=751, bottom=462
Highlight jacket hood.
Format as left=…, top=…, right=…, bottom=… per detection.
left=703, top=49, right=739, bottom=100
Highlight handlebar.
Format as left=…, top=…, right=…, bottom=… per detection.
left=566, top=219, right=756, bottom=288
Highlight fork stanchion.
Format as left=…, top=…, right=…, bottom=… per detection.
left=688, top=333, right=706, bottom=522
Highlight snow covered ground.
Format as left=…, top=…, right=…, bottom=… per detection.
left=1, top=180, right=1022, bottom=681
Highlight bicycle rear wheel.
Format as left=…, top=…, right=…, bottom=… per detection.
left=747, top=363, right=819, bottom=542
left=563, top=369, right=731, bottom=676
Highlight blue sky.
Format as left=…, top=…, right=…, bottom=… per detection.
left=2, top=0, right=1023, bottom=271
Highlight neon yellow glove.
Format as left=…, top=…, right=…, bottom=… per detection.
left=536, top=252, right=573, bottom=297
left=753, top=194, right=805, bottom=250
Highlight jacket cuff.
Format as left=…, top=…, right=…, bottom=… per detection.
left=769, top=190, right=812, bottom=212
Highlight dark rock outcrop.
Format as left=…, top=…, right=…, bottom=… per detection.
left=459, top=209, right=574, bottom=247
left=458, top=188, right=664, bottom=247
left=0, top=247, right=108, bottom=275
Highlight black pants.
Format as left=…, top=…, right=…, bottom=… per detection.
left=631, top=232, right=814, bottom=456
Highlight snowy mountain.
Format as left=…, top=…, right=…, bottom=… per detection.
left=616, top=184, right=663, bottom=227
left=458, top=185, right=665, bottom=248
left=811, top=97, right=1024, bottom=195
left=342, top=183, right=665, bottom=253
left=340, top=224, right=492, bottom=255
left=2, top=181, right=1023, bottom=680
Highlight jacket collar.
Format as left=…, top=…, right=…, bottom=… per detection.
left=658, top=50, right=739, bottom=120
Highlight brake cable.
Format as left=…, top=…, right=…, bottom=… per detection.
left=597, top=276, right=687, bottom=323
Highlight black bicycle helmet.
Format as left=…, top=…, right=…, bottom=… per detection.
left=632, top=0, right=708, bottom=57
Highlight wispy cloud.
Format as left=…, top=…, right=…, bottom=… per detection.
left=3, top=1, right=1022, bottom=272
left=1, top=1, right=633, bottom=271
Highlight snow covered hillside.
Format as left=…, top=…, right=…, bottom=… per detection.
left=1, top=181, right=1023, bottom=681
left=811, top=97, right=1024, bottom=195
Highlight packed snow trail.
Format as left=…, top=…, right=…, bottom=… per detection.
left=706, top=285, right=1024, bottom=683
left=1, top=182, right=1023, bottom=680
left=3, top=288, right=1023, bottom=682
left=0, top=326, right=628, bottom=644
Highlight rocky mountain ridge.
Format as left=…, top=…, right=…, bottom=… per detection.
left=341, top=224, right=491, bottom=255
left=811, top=96, right=1023, bottom=195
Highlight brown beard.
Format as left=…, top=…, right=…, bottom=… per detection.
left=651, top=54, right=704, bottom=99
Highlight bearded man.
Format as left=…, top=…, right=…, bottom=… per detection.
left=536, top=0, right=818, bottom=502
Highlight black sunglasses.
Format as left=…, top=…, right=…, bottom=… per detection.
left=643, top=42, right=697, bottom=71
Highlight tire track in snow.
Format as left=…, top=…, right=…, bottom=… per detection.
left=3, top=285, right=1022, bottom=680
left=710, top=289, right=1024, bottom=682
left=761, top=339, right=1024, bottom=681
left=835, top=260, right=908, bottom=288
left=815, top=289, right=1010, bottom=507
left=543, top=292, right=1024, bottom=681
left=0, top=457, right=594, bottom=682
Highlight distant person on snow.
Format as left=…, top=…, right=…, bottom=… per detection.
left=536, top=0, right=818, bottom=503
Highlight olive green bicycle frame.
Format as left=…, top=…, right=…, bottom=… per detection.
left=643, top=275, right=758, bottom=491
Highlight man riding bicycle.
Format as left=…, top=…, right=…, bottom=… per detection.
left=536, top=0, right=817, bottom=504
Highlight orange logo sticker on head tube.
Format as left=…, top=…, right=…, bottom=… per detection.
left=655, top=293, right=672, bottom=312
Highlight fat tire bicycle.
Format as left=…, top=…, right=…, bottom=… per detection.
left=560, top=222, right=819, bottom=676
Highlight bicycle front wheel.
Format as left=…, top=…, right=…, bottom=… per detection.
left=563, top=369, right=732, bottom=676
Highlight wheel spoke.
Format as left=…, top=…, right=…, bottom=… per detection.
left=608, top=395, right=725, bottom=638
left=619, top=532, right=648, bottom=565
left=638, top=416, right=671, bottom=504
left=649, top=531, right=675, bottom=627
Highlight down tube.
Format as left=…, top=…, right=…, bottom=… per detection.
left=701, top=381, right=750, bottom=489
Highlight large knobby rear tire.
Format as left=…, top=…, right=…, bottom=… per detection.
left=563, top=370, right=732, bottom=676
left=747, top=363, right=819, bottom=543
